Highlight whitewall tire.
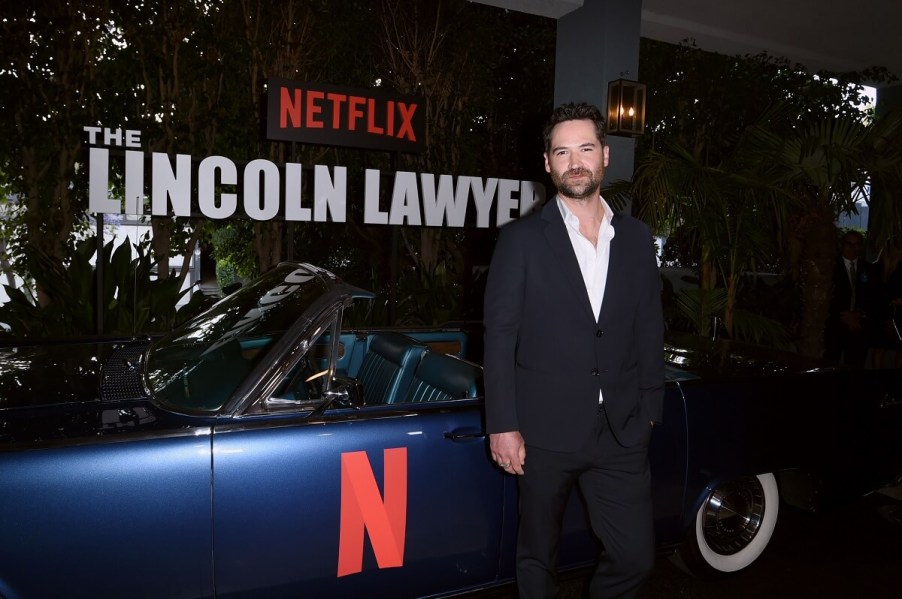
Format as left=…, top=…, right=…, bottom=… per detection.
left=676, top=473, right=780, bottom=577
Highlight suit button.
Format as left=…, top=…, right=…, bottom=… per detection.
left=590, top=368, right=599, bottom=376
left=595, top=330, right=603, bottom=337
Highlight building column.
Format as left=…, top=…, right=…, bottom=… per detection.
left=554, top=0, right=643, bottom=205
left=876, top=83, right=902, bottom=118
left=868, top=84, right=902, bottom=244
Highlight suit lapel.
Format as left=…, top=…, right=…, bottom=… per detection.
left=598, top=213, right=625, bottom=324
left=541, top=199, right=596, bottom=322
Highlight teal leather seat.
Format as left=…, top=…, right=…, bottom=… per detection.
left=397, top=352, right=482, bottom=404
left=356, top=332, right=427, bottom=405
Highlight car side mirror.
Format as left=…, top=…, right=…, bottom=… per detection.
left=323, top=376, right=365, bottom=409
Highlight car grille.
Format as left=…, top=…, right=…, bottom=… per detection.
left=101, top=342, right=152, bottom=402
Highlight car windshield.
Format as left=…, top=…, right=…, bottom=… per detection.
left=146, top=264, right=330, bottom=413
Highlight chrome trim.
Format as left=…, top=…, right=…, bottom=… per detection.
left=699, top=476, right=767, bottom=555
left=0, top=426, right=212, bottom=454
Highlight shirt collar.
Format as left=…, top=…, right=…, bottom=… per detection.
left=556, top=196, right=615, bottom=236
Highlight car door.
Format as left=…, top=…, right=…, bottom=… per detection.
left=211, top=401, right=504, bottom=598
left=0, top=431, right=215, bottom=599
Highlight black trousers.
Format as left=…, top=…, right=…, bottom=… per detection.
left=824, top=322, right=869, bottom=367
left=516, top=408, right=654, bottom=599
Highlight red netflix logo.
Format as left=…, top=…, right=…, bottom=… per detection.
left=266, top=79, right=424, bottom=153
left=337, top=448, right=408, bottom=577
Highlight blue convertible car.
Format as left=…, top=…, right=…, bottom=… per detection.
left=2, top=262, right=901, bottom=598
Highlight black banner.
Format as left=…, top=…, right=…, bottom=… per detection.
left=265, top=78, right=425, bottom=153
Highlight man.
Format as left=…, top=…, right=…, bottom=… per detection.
left=825, top=229, right=869, bottom=366
left=483, top=102, right=664, bottom=599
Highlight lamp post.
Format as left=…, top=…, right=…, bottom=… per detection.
left=607, top=78, right=647, bottom=136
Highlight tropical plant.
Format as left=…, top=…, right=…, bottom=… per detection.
left=0, top=237, right=212, bottom=338
left=617, top=100, right=902, bottom=356
left=607, top=118, right=787, bottom=345
left=744, top=105, right=902, bottom=357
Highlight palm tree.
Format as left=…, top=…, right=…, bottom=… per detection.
left=746, top=105, right=902, bottom=357
left=607, top=126, right=785, bottom=345
left=613, top=103, right=902, bottom=357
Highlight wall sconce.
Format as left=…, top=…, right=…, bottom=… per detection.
left=607, top=78, right=646, bottom=136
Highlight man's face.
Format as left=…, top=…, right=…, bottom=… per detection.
left=842, top=234, right=863, bottom=261
left=544, top=118, right=610, bottom=201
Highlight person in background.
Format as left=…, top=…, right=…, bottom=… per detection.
left=825, top=230, right=870, bottom=367
left=483, top=102, right=664, bottom=599
left=868, top=237, right=902, bottom=368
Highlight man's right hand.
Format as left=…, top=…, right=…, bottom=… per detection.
left=489, top=431, right=526, bottom=475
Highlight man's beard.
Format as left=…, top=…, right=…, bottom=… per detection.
left=551, top=167, right=603, bottom=200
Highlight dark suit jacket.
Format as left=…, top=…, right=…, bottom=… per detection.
left=828, top=257, right=869, bottom=319
left=825, top=256, right=871, bottom=364
left=483, top=198, right=665, bottom=452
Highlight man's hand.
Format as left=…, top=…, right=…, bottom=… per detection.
left=490, top=431, right=526, bottom=475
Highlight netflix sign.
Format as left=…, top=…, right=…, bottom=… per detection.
left=265, top=79, right=425, bottom=153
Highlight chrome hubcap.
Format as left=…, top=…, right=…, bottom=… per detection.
left=701, top=476, right=767, bottom=555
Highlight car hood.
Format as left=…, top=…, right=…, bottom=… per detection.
left=664, top=332, right=834, bottom=381
left=0, top=339, right=172, bottom=446
left=0, top=338, right=153, bottom=411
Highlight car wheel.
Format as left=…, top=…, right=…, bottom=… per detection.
left=675, top=473, right=779, bottom=577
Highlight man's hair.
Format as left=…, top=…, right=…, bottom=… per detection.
left=843, top=230, right=864, bottom=243
left=543, top=102, right=606, bottom=153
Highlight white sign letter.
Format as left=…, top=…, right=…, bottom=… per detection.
left=124, top=150, right=145, bottom=214
left=364, top=169, right=387, bottom=225
left=468, top=177, right=498, bottom=228
left=314, top=165, right=347, bottom=223
left=495, top=178, right=520, bottom=228
left=421, top=174, right=468, bottom=227
left=198, top=156, right=238, bottom=219
left=88, top=147, right=119, bottom=214
left=244, top=159, right=280, bottom=221
left=389, top=171, right=422, bottom=225
left=284, top=163, right=311, bottom=222
left=151, top=153, right=192, bottom=216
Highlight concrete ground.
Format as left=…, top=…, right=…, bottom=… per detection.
left=473, top=483, right=902, bottom=599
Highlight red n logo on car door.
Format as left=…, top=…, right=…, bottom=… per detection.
left=337, top=448, right=408, bottom=576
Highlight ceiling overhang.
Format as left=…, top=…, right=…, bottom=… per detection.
left=470, top=0, right=901, bottom=84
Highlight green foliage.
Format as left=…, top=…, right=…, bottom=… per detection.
left=209, top=222, right=258, bottom=289
left=730, top=308, right=794, bottom=351
left=0, top=237, right=212, bottom=338
left=613, top=39, right=902, bottom=354
left=636, top=39, right=889, bottom=161
left=393, top=260, right=462, bottom=326
left=673, top=288, right=727, bottom=339
left=668, top=285, right=790, bottom=347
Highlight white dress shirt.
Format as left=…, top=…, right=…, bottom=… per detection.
left=557, top=195, right=616, bottom=403
left=843, top=257, right=857, bottom=310
left=557, top=195, right=616, bottom=319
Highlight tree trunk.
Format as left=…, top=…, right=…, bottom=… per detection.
left=724, top=273, right=737, bottom=338
left=151, top=217, right=174, bottom=280
left=796, top=208, right=838, bottom=357
left=254, top=221, right=284, bottom=273
left=699, top=242, right=718, bottom=290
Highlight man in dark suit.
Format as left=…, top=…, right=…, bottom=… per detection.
left=483, top=102, right=664, bottom=599
left=825, top=229, right=869, bottom=366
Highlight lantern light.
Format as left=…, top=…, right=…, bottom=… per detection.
left=606, top=78, right=647, bottom=136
